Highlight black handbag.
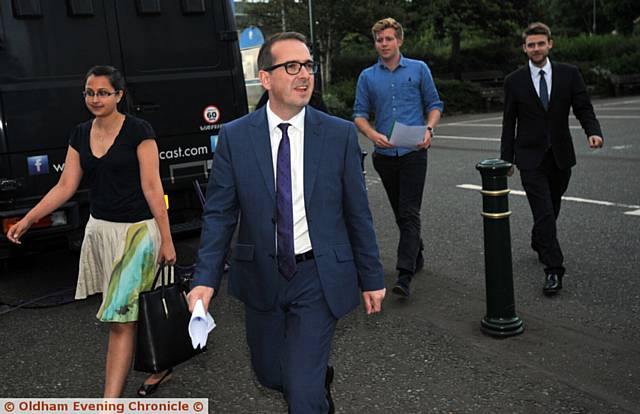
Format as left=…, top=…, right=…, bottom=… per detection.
left=134, top=264, right=205, bottom=373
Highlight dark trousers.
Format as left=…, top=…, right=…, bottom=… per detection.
left=245, top=259, right=337, bottom=414
left=519, top=151, right=571, bottom=275
left=372, top=149, right=427, bottom=273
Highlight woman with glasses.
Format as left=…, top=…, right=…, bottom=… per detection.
left=6, top=65, right=176, bottom=397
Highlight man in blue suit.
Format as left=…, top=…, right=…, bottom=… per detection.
left=187, top=32, right=386, bottom=413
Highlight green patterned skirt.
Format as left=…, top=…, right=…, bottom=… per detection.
left=75, top=216, right=161, bottom=323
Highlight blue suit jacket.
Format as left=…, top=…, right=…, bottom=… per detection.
left=193, top=106, right=384, bottom=319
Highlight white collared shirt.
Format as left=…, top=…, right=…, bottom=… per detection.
left=266, top=102, right=312, bottom=254
left=529, top=59, right=552, bottom=100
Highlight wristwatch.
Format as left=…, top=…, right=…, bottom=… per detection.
left=427, top=126, right=435, bottom=137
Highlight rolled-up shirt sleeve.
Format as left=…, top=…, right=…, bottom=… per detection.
left=421, top=63, right=444, bottom=113
left=353, top=71, right=371, bottom=120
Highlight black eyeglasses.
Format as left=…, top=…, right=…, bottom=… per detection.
left=83, top=90, right=119, bottom=98
left=263, top=60, right=319, bottom=75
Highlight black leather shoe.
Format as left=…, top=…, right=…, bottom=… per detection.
left=543, top=273, right=563, bottom=296
left=137, top=368, right=173, bottom=397
left=392, top=274, right=412, bottom=297
left=325, top=365, right=335, bottom=414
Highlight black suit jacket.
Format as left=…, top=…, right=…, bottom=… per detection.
left=500, top=62, right=603, bottom=170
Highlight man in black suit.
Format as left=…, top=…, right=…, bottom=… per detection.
left=501, top=22, right=603, bottom=296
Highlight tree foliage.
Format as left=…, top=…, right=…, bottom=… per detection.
left=411, top=0, right=536, bottom=77
left=539, top=0, right=613, bottom=35
left=241, top=0, right=408, bottom=89
left=238, top=0, right=638, bottom=87
left=602, top=0, right=640, bottom=35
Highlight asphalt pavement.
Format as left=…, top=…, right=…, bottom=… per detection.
left=1, top=96, right=639, bottom=413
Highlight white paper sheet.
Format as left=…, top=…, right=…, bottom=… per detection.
left=389, top=121, right=427, bottom=147
left=188, top=299, right=216, bottom=349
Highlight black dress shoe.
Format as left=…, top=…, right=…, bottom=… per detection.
left=137, top=368, right=173, bottom=397
left=325, top=365, right=335, bottom=414
left=392, top=274, right=412, bottom=297
left=543, top=273, right=563, bottom=296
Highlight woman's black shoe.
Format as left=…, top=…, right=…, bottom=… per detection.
left=137, top=368, right=173, bottom=397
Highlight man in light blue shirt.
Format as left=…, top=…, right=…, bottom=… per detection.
left=354, top=17, right=443, bottom=298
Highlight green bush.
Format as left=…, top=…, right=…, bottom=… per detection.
left=324, top=33, right=640, bottom=115
left=553, top=34, right=639, bottom=63
left=577, top=63, right=613, bottom=96
left=331, top=54, right=377, bottom=84
left=324, top=79, right=357, bottom=120
left=332, top=37, right=519, bottom=82
left=605, top=51, right=640, bottom=74
left=324, top=78, right=489, bottom=119
left=434, top=80, right=486, bottom=114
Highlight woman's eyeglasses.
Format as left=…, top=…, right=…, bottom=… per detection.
left=83, top=90, right=119, bottom=98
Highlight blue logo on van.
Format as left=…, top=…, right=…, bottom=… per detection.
left=210, top=135, right=219, bottom=152
left=27, top=155, right=50, bottom=175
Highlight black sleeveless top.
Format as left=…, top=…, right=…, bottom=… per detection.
left=69, top=115, right=155, bottom=222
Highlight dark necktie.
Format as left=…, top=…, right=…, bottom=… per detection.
left=539, top=69, right=549, bottom=111
left=276, top=123, right=296, bottom=279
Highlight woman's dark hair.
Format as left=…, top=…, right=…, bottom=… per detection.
left=84, top=65, right=131, bottom=113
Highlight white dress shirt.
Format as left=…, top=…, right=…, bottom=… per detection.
left=266, top=102, right=312, bottom=255
left=529, top=59, right=552, bottom=101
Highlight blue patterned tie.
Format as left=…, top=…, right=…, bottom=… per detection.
left=539, top=70, right=549, bottom=111
left=276, top=123, right=296, bottom=279
left=539, top=70, right=552, bottom=148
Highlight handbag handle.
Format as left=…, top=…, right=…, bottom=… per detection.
left=151, top=263, right=174, bottom=318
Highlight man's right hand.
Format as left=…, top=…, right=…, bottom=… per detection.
left=507, top=166, right=515, bottom=177
left=187, top=285, right=215, bottom=313
left=370, top=132, right=394, bottom=148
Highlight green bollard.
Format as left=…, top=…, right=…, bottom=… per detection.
left=476, top=159, right=524, bottom=337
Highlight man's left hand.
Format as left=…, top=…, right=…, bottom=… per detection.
left=362, top=288, right=386, bottom=315
left=588, top=135, right=603, bottom=149
left=417, top=128, right=433, bottom=149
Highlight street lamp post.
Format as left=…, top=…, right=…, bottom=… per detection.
left=281, top=0, right=286, bottom=31
left=308, top=0, right=315, bottom=51
left=592, top=0, right=597, bottom=35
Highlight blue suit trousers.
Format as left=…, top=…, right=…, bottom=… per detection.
left=245, top=259, right=337, bottom=413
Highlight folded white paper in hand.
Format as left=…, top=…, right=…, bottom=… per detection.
left=389, top=121, right=427, bottom=147
left=188, top=299, right=216, bottom=349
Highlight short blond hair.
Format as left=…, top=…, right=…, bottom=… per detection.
left=371, top=17, right=403, bottom=41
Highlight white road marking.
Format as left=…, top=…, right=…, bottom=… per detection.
left=457, top=184, right=640, bottom=215
left=440, top=116, right=502, bottom=126
left=598, top=99, right=640, bottom=106
left=437, top=135, right=500, bottom=142
left=611, top=145, right=633, bottom=150
left=440, top=123, right=582, bottom=130
left=596, top=107, right=640, bottom=111
left=595, top=115, right=640, bottom=119
left=440, top=123, right=504, bottom=127
left=366, top=176, right=382, bottom=186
